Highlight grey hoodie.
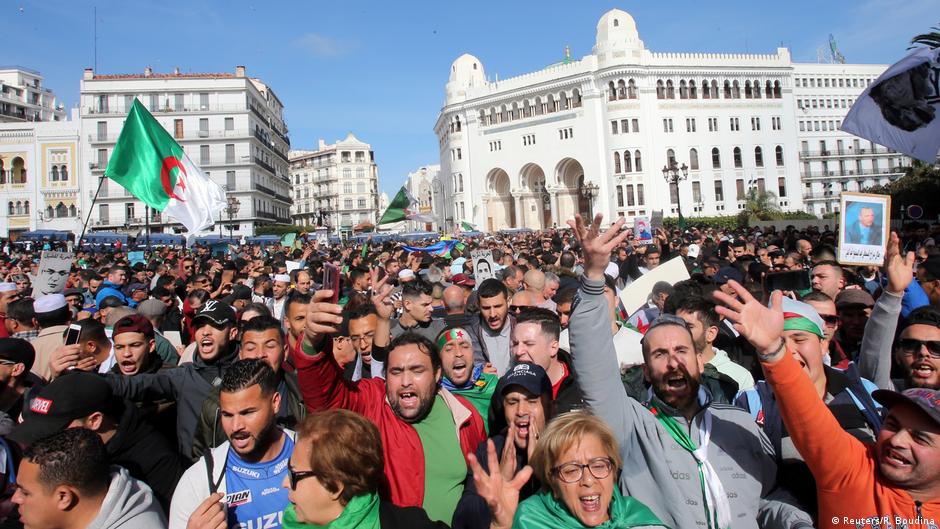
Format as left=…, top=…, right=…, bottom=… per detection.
left=569, top=276, right=814, bottom=529
left=87, top=466, right=167, bottom=529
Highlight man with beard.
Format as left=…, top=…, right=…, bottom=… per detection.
left=453, top=362, right=552, bottom=529
left=172, top=359, right=295, bottom=529
left=716, top=280, right=940, bottom=528
left=390, top=280, right=444, bottom=343
left=673, top=296, right=754, bottom=391
left=567, top=213, right=813, bottom=529
left=469, top=279, right=513, bottom=375
left=437, top=326, right=499, bottom=428
left=270, top=274, right=291, bottom=321
left=108, top=300, right=240, bottom=460
left=294, top=285, right=485, bottom=523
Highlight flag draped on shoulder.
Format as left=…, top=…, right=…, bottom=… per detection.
left=378, top=187, right=434, bottom=225
left=105, top=99, right=227, bottom=234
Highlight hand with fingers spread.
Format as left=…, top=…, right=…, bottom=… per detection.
left=468, top=439, right=534, bottom=529
left=303, top=289, right=344, bottom=349
left=884, top=232, right=916, bottom=295
left=566, top=214, right=630, bottom=281
left=713, top=280, right=786, bottom=361
left=369, top=270, right=396, bottom=321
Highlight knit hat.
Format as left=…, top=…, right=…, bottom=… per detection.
left=780, top=297, right=825, bottom=338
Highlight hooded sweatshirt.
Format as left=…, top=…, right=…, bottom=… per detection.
left=87, top=466, right=167, bottom=529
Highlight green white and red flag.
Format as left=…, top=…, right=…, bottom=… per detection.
left=105, top=99, right=227, bottom=234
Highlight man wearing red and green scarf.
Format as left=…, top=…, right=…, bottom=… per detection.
left=437, top=326, right=499, bottom=431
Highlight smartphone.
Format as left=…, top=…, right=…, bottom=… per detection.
left=64, top=323, right=82, bottom=346
left=322, top=263, right=341, bottom=303
left=764, top=270, right=811, bottom=292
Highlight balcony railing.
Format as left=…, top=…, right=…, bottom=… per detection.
left=83, top=103, right=248, bottom=116
left=799, top=147, right=897, bottom=158
left=88, top=129, right=251, bottom=143
left=801, top=168, right=904, bottom=178
left=253, top=156, right=276, bottom=175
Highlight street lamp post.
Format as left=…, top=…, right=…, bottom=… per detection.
left=226, top=196, right=241, bottom=240
left=662, top=161, right=689, bottom=229
left=579, top=181, right=600, bottom=219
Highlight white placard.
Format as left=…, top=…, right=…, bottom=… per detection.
left=286, top=260, right=302, bottom=273
left=838, top=192, right=891, bottom=266
left=32, top=251, right=72, bottom=298
left=618, top=256, right=690, bottom=317
left=470, top=250, right=495, bottom=283
left=634, top=217, right=654, bottom=245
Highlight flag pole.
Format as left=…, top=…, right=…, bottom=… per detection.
left=145, top=205, right=150, bottom=253
left=77, top=174, right=105, bottom=253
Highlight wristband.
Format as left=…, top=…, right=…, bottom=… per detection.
left=757, top=339, right=786, bottom=363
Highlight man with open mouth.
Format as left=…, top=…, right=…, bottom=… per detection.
left=437, top=326, right=499, bottom=429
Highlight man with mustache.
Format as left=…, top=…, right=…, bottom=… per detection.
left=716, top=280, right=940, bottom=528
left=567, top=213, right=813, bottom=529
left=294, top=283, right=485, bottom=523
left=171, top=359, right=295, bottom=529
left=437, top=326, right=499, bottom=427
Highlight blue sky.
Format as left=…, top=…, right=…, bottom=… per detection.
left=2, top=0, right=934, bottom=196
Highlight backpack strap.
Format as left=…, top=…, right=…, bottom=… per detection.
left=842, top=362, right=884, bottom=432
left=204, top=448, right=227, bottom=495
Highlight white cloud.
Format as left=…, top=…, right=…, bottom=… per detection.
left=292, top=33, right=356, bottom=57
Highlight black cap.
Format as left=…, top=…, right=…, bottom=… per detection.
left=873, top=388, right=940, bottom=428
left=495, top=362, right=552, bottom=398
left=714, top=266, right=743, bottom=285
left=921, top=257, right=940, bottom=280
left=222, top=284, right=252, bottom=305
left=192, top=299, right=236, bottom=328
left=0, top=338, right=35, bottom=372
left=10, top=372, right=114, bottom=446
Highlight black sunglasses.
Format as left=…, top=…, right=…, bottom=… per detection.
left=820, top=315, right=840, bottom=325
left=287, top=463, right=316, bottom=490
left=896, top=338, right=940, bottom=359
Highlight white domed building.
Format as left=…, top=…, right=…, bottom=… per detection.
left=435, top=9, right=903, bottom=230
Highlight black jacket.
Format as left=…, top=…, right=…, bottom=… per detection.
left=107, top=399, right=185, bottom=514
left=379, top=501, right=450, bottom=529
left=553, top=349, right=585, bottom=415
left=452, top=433, right=540, bottom=529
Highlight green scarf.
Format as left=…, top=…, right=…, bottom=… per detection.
left=281, top=492, right=380, bottom=529
left=513, top=488, right=667, bottom=529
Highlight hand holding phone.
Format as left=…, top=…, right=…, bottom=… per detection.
left=64, top=323, right=82, bottom=346
left=322, top=263, right=341, bottom=304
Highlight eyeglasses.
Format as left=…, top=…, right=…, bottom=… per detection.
left=897, top=338, right=940, bottom=359
left=552, top=457, right=614, bottom=483
left=510, top=305, right=535, bottom=313
left=820, top=315, right=841, bottom=326
left=349, top=332, right=375, bottom=344
left=287, top=463, right=316, bottom=490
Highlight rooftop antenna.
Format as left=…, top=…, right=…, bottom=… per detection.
left=93, top=6, right=97, bottom=72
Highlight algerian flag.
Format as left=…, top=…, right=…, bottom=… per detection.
left=461, top=221, right=477, bottom=232
left=106, top=99, right=227, bottom=234
left=281, top=233, right=296, bottom=248
left=378, top=187, right=434, bottom=225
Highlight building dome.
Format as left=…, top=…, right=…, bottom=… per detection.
left=593, top=9, right=644, bottom=64
left=446, top=54, right=486, bottom=102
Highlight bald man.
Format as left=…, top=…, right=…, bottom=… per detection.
left=442, top=285, right=466, bottom=315
left=523, top=269, right=556, bottom=311
left=442, top=284, right=487, bottom=366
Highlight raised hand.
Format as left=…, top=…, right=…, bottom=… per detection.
left=566, top=213, right=630, bottom=281
left=884, top=232, right=915, bottom=295
left=304, top=289, right=343, bottom=348
left=370, top=271, right=395, bottom=321
left=713, top=279, right=785, bottom=360
left=467, top=439, right=534, bottom=529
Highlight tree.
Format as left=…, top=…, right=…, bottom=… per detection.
left=741, top=188, right=781, bottom=223
left=910, top=24, right=940, bottom=49
left=865, top=160, right=940, bottom=218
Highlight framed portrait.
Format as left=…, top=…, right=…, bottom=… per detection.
left=634, top=216, right=654, bottom=245
left=838, top=192, right=891, bottom=266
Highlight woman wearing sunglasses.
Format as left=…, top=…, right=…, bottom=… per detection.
left=283, top=409, right=449, bottom=529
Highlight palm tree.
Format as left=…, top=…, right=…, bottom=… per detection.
left=910, top=24, right=940, bottom=49
left=743, top=188, right=781, bottom=222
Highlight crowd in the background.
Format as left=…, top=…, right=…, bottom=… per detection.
left=0, top=216, right=936, bottom=528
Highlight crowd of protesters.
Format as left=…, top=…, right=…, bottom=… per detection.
left=0, top=216, right=936, bottom=528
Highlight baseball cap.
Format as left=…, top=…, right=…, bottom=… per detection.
left=920, top=257, right=940, bottom=280
left=222, top=284, right=252, bottom=305
left=452, top=274, right=475, bottom=287
left=112, top=314, right=154, bottom=340
left=713, top=266, right=743, bottom=285
left=191, top=300, right=236, bottom=328
left=10, top=372, right=115, bottom=446
left=0, top=338, right=35, bottom=372
left=495, top=362, right=552, bottom=398
left=873, top=388, right=940, bottom=428
left=835, top=289, right=875, bottom=309
left=126, top=282, right=148, bottom=294
left=136, top=298, right=166, bottom=319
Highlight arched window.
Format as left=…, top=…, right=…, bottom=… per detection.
left=752, top=80, right=761, bottom=99
left=773, top=80, right=782, bottom=98
left=499, top=105, right=508, bottom=123
left=732, top=80, right=741, bottom=98
left=656, top=80, right=665, bottom=99
left=634, top=150, right=643, bottom=172
left=627, top=79, right=637, bottom=99
left=15, top=202, right=22, bottom=215
left=755, top=146, right=764, bottom=167
left=689, top=148, right=699, bottom=170
left=765, top=80, right=773, bottom=98
left=608, top=81, right=617, bottom=101
left=702, top=80, right=711, bottom=99
left=46, top=205, right=54, bottom=218
left=547, top=94, right=556, bottom=113
left=478, top=109, right=486, bottom=124
left=617, top=79, right=626, bottom=100
left=535, top=97, right=544, bottom=116
left=510, top=102, right=519, bottom=120
left=666, top=149, right=676, bottom=166
left=51, top=166, right=59, bottom=181
left=0, top=159, right=4, bottom=183
left=7, top=202, right=12, bottom=215
left=711, top=80, right=719, bottom=98
left=56, top=202, right=67, bottom=217
left=744, top=81, right=753, bottom=99
left=688, top=79, right=697, bottom=99
left=775, top=146, right=785, bottom=166
left=614, top=152, right=621, bottom=173
left=489, top=106, right=497, bottom=124
left=723, top=81, right=732, bottom=99
left=679, top=80, right=688, bottom=99
left=458, top=174, right=464, bottom=192
left=572, top=89, right=582, bottom=108
left=666, top=80, right=675, bottom=99
left=624, top=151, right=633, bottom=172
left=712, top=147, right=721, bottom=168
left=23, top=201, right=29, bottom=215
left=11, top=157, right=25, bottom=184
left=733, top=147, right=743, bottom=168
left=68, top=204, right=76, bottom=217
left=559, top=90, right=569, bottom=110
